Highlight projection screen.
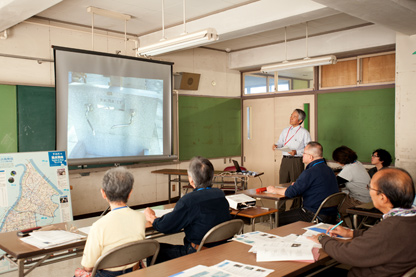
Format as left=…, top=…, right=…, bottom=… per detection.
left=54, top=46, right=175, bottom=165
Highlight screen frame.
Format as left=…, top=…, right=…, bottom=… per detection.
left=53, top=46, right=177, bottom=165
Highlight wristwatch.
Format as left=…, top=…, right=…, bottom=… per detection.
left=318, top=234, right=327, bottom=243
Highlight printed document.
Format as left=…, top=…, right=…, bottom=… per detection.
left=170, top=260, right=273, bottom=277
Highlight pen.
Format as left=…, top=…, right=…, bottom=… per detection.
left=327, top=220, right=343, bottom=234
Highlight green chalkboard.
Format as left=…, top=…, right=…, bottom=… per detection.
left=0, top=85, right=18, bottom=153
left=317, top=88, right=395, bottom=163
left=17, top=85, right=56, bottom=152
left=178, top=96, right=241, bottom=161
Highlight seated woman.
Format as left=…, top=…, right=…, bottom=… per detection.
left=76, top=167, right=146, bottom=277
left=368, top=148, right=392, bottom=178
left=332, top=146, right=371, bottom=215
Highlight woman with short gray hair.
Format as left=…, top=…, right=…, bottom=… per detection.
left=76, top=167, right=146, bottom=277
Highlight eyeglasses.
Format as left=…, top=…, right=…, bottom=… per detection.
left=371, top=154, right=379, bottom=158
left=366, top=184, right=383, bottom=194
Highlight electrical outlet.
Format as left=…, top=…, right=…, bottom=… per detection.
left=172, top=184, right=176, bottom=191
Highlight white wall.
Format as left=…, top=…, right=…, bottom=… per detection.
left=229, top=25, right=396, bottom=70
left=0, top=20, right=241, bottom=216
left=395, top=33, right=416, bottom=179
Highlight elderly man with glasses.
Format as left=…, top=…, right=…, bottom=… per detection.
left=267, top=141, right=339, bottom=226
left=310, top=167, right=416, bottom=276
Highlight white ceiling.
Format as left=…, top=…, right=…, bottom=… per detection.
left=1, top=0, right=415, bottom=53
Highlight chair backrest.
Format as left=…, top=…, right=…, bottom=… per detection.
left=197, top=219, right=244, bottom=252
left=311, top=192, right=347, bottom=223
left=223, top=166, right=247, bottom=172
left=403, top=265, right=416, bottom=277
left=91, top=239, right=160, bottom=277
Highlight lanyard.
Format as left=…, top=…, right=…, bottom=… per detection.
left=196, top=187, right=212, bottom=191
left=112, top=206, right=128, bottom=211
left=284, top=126, right=301, bottom=146
left=311, top=161, right=325, bottom=167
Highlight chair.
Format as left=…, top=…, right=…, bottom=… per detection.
left=91, top=239, right=160, bottom=277
left=311, top=192, right=347, bottom=224
left=218, top=166, right=248, bottom=193
left=197, top=219, right=244, bottom=252
left=403, top=265, right=416, bottom=277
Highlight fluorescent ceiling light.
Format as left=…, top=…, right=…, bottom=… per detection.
left=137, top=28, right=219, bottom=56
left=261, top=55, right=337, bottom=73
left=87, top=6, right=131, bottom=21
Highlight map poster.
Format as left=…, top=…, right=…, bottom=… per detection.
left=0, top=151, right=72, bottom=273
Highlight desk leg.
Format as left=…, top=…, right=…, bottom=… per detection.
left=234, top=178, right=238, bottom=194
left=168, top=174, right=172, bottom=204
left=20, top=254, right=52, bottom=277
left=18, top=259, right=24, bottom=277
left=269, top=214, right=273, bottom=229
left=353, top=215, right=357, bottom=229
left=275, top=199, right=279, bottom=228
left=251, top=218, right=255, bottom=232
left=178, top=174, right=181, bottom=198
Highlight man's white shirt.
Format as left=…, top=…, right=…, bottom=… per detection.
left=276, top=126, right=311, bottom=157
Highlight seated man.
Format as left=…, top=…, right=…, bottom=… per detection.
left=267, top=141, right=339, bottom=225
left=144, top=156, right=231, bottom=263
left=79, top=167, right=146, bottom=276
left=310, top=168, right=416, bottom=276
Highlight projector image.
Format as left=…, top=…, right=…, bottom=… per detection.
left=226, top=194, right=256, bottom=210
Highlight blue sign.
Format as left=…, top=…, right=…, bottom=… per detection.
left=48, top=151, right=67, bottom=167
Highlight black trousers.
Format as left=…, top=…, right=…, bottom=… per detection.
left=279, top=156, right=304, bottom=183
left=279, top=156, right=304, bottom=211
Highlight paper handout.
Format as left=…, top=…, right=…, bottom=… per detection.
left=20, top=230, right=86, bottom=249
left=277, top=146, right=292, bottom=152
left=170, top=260, right=274, bottom=277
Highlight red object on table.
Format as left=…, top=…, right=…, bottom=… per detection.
left=256, top=187, right=267, bottom=193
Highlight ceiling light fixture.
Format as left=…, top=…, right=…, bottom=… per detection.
left=137, top=0, right=218, bottom=56
left=261, top=55, right=337, bottom=72
left=261, top=22, right=337, bottom=73
left=87, top=7, right=131, bottom=21
left=137, top=28, right=218, bottom=56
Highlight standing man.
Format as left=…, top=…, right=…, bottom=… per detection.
left=309, top=168, right=416, bottom=276
left=273, top=109, right=311, bottom=184
left=144, top=156, right=231, bottom=264
left=267, top=141, right=339, bottom=225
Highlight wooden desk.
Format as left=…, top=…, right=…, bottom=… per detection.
left=0, top=204, right=174, bottom=277
left=237, top=188, right=290, bottom=227
left=0, top=218, right=91, bottom=277
left=152, top=169, right=264, bottom=203
left=121, top=221, right=331, bottom=277
left=230, top=206, right=278, bottom=231
left=346, top=202, right=383, bottom=229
